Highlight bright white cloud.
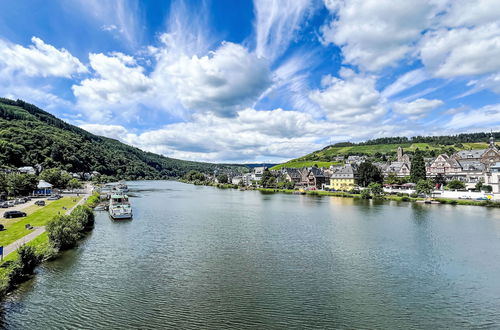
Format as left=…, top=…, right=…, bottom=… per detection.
left=419, top=22, right=500, bottom=78
left=154, top=42, right=272, bottom=117
left=441, top=0, right=500, bottom=27
left=79, top=123, right=135, bottom=141
left=81, top=108, right=406, bottom=162
left=309, top=69, right=386, bottom=122
left=393, top=98, right=443, bottom=120
left=0, top=37, right=86, bottom=78
left=72, top=53, right=152, bottom=110
left=321, top=0, right=437, bottom=71
left=254, top=0, right=315, bottom=60
left=445, top=103, right=500, bottom=130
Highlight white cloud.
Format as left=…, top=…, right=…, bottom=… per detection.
left=74, top=0, right=141, bottom=46
left=321, top=0, right=437, bottom=71
left=309, top=69, right=386, bottom=122
left=445, top=103, right=500, bottom=130
left=253, top=0, right=315, bottom=60
left=467, top=73, right=500, bottom=95
left=393, top=98, right=443, bottom=120
left=382, top=69, right=429, bottom=99
left=79, top=123, right=135, bottom=141
left=0, top=37, right=86, bottom=78
left=419, top=22, right=500, bottom=78
left=81, top=107, right=406, bottom=162
left=72, top=53, right=152, bottom=110
left=441, top=0, right=500, bottom=27
left=154, top=42, right=272, bottom=117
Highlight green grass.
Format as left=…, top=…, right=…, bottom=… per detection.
left=0, top=197, right=81, bottom=247
left=270, top=161, right=341, bottom=170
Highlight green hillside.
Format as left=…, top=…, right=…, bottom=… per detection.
left=271, top=136, right=497, bottom=170
left=0, top=98, right=242, bottom=179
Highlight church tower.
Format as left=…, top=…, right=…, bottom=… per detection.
left=397, top=146, right=403, bottom=162
left=489, top=133, right=496, bottom=149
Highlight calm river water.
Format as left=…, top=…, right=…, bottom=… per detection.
left=2, top=180, right=500, bottom=329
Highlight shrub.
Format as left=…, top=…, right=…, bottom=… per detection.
left=85, top=193, right=100, bottom=208
left=9, top=245, right=40, bottom=284
left=71, top=205, right=95, bottom=230
left=46, top=215, right=83, bottom=251
left=361, top=189, right=371, bottom=199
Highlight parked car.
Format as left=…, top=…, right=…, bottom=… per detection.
left=14, top=199, right=24, bottom=205
left=47, top=195, right=59, bottom=200
left=3, top=211, right=27, bottom=219
left=0, top=202, right=8, bottom=208
left=35, top=200, right=46, bottom=206
left=7, top=201, right=15, bottom=207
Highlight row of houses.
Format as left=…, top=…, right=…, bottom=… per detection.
left=234, top=136, right=500, bottom=194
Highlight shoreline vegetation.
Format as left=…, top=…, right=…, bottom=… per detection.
left=181, top=178, right=500, bottom=208
left=0, top=193, right=99, bottom=299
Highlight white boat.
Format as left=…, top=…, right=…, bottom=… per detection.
left=109, top=194, right=132, bottom=219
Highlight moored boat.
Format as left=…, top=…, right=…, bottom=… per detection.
left=109, top=194, right=132, bottom=219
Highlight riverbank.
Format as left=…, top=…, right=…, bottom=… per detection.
left=0, top=193, right=99, bottom=298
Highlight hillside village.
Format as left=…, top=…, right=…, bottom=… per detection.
left=224, top=135, right=500, bottom=200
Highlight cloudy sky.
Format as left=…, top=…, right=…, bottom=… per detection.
left=1, top=0, right=500, bottom=163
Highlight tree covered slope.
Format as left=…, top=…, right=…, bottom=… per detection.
left=0, top=98, right=241, bottom=179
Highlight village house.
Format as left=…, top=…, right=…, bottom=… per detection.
left=345, top=155, right=366, bottom=165
left=484, top=162, right=500, bottom=194
left=427, top=135, right=499, bottom=187
left=381, top=146, right=411, bottom=177
left=281, top=168, right=302, bottom=185
left=329, top=164, right=358, bottom=191
left=18, top=166, right=36, bottom=175
left=297, top=167, right=327, bottom=189
left=252, top=167, right=267, bottom=182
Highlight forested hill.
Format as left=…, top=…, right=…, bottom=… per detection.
left=272, top=132, right=500, bottom=170
left=0, top=98, right=242, bottom=179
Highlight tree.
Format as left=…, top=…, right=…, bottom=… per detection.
left=67, top=178, right=83, bottom=191
left=260, top=169, right=274, bottom=188
left=416, top=179, right=434, bottom=196
left=216, top=174, right=228, bottom=184
left=368, top=182, right=384, bottom=198
left=482, top=185, right=493, bottom=193
left=384, top=173, right=399, bottom=185
left=433, top=174, right=447, bottom=187
left=40, top=168, right=72, bottom=189
left=475, top=180, right=483, bottom=192
left=410, top=149, right=426, bottom=183
left=447, top=180, right=466, bottom=190
left=7, top=173, right=38, bottom=196
left=46, top=215, right=83, bottom=250
left=360, top=189, right=371, bottom=199
left=358, top=162, right=383, bottom=187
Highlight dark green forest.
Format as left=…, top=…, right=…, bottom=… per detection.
left=334, top=132, right=500, bottom=147
left=0, top=98, right=242, bottom=180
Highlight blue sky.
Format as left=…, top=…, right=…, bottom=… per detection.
left=1, top=0, right=500, bottom=163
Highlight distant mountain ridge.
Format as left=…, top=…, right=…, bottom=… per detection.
left=0, top=98, right=243, bottom=179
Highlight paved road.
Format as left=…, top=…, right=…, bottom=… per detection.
left=2, top=189, right=90, bottom=258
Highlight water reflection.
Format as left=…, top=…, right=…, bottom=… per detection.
left=2, top=181, right=500, bottom=329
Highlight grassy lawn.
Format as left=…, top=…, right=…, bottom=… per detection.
left=0, top=197, right=81, bottom=247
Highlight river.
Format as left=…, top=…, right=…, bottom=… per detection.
left=2, top=180, right=500, bottom=329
